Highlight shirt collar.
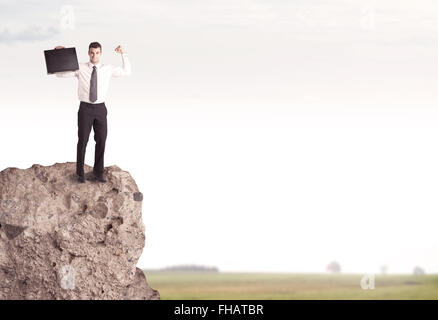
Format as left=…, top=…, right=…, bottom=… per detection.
left=88, top=61, right=102, bottom=69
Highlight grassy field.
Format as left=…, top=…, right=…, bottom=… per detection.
left=143, top=271, right=438, bottom=300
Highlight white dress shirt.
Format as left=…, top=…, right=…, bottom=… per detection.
left=56, top=53, right=131, bottom=104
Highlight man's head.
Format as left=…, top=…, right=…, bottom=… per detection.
left=88, top=42, right=102, bottom=65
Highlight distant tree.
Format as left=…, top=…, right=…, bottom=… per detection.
left=326, top=261, right=341, bottom=273
left=413, top=266, right=425, bottom=275
left=161, top=264, right=219, bottom=272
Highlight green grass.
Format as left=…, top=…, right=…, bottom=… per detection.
left=142, top=271, right=438, bottom=300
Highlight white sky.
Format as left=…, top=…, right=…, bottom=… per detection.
left=1, top=0, right=438, bottom=274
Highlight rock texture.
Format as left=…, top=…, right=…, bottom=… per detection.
left=0, top=162, right=159, bottom=300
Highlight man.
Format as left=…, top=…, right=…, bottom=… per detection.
left=54, top=42, right=131, bottom=183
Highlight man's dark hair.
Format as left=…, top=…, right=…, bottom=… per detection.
left=89, top=42, right=102, bottom=51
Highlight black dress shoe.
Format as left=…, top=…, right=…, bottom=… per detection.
left=94, top=174, right=107, bottom=183
left=77, top=175, right=85, bottom=183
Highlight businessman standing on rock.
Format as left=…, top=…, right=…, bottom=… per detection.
left=54, top=42, right=132, bottom=183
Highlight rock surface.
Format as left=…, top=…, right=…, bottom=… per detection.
left=0, top=162, right=159, bottom=300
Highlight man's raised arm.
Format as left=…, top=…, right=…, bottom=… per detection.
left=112, top=45, right=132, bottom=77
left=53, top=45, right=79, bottom=78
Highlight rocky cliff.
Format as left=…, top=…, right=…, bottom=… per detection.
left=0, top=162, right=159, bottom=300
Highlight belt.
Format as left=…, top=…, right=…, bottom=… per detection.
left=80, top=101, right=105, bottom=106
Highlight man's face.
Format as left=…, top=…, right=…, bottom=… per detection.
left=88, top=47, right=101, bottom=64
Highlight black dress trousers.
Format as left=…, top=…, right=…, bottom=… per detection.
left=76, top=101, right=108, bottom=177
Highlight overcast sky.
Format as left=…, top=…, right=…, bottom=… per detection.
left=1, top=0, right=438, bottom=274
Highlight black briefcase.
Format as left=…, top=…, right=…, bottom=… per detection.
left=44, top=47, right=79, bottom=74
